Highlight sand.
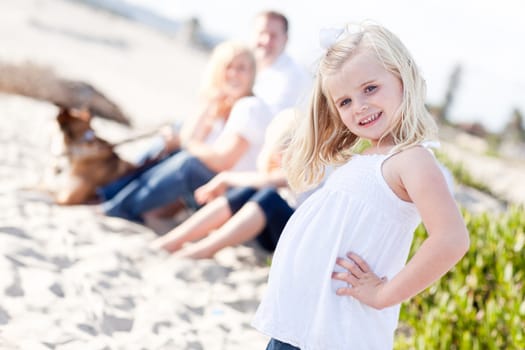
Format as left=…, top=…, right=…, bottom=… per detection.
left=1, top=0, right=523, bottom=349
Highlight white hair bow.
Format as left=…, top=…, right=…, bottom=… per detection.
left=319, top=23, right=368, bottom=50
left=319, top=27, right=345, bottom=50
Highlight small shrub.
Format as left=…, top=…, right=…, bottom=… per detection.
left=395, top=206, right=525, bottom=349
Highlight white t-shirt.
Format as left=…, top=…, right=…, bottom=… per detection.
left=217, top=96, right=273, bottom=172
left=254, top=53, right=311, bottom=116
left=203, top=119, right=225, bottom=144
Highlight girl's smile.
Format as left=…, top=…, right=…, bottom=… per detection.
left=358, top=111, right=382, bottom=127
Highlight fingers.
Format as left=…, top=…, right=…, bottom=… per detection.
left=193, top=186, right=214, bottom=204
left=332, top=252, right=377, bottom=287
left=159, top=125, right=175, bottom=140
left=332, top=253, right=389, bottom=308
left=332, top=271, right=359, bottom=285
left=336, top=286, right=354, bottom=296
left=194, top=184, right=213, bottom=204
left=194, top=190, right=207, bottom=205
left=331, top=271, right=356, bottom=297
left=194, top=179, right=226, bottom=204
left=335, top=257, right=365, bottom=278
left=347, top=252, right=371, bottom=273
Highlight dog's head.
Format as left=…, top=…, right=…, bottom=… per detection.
left=56, top=106, right=93, bottom=145
left=56, top=106, right=114, bottom=160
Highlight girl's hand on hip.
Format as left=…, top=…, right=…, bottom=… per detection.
left=332, top=252, right=388, bottom=309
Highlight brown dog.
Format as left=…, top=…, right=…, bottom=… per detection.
left=53, top=106, right=136, bottom=205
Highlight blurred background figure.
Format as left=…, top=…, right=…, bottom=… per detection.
left=250, top=10, right=311, bottom=116
left=151, top=108, right=319, bottom=259
left=100, top=41, right=273, bottom=224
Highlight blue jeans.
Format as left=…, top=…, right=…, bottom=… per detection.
left=226, top=187, right=294, bottom=252
left=97, top=135, right=178, bottom=201
left=266, top=338, right=300, bottom=350
left=101, top=150, right=215, bottom=222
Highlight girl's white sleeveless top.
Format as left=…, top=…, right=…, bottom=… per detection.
left=252, top=152, right=426, bottom=350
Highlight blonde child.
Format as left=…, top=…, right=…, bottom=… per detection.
left=150, top=109, right=302, bottom=259
left=252, top=22, right=469, bottom=349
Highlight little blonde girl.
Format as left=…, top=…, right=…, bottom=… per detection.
left=252, top=22, right=469, bottom=349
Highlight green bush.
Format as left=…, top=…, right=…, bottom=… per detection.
left=395, top=206, right=525, bottom=349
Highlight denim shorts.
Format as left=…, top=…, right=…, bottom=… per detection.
left=226, top=187, right=294, bottom=252
left=266, top=338, right=300, bottom=350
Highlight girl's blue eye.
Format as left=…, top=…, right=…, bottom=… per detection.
left=339, top=98, right=351, bottom=107
left=365, top=85, right=377, bottom=93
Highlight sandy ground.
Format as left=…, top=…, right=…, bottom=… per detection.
left=441, top=137, right=525, bottom=207
left=0, top=0, right=270, bottom=349
left=1, top=0, right=523, bottom=349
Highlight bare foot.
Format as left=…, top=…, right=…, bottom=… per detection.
left=148, top=238, right=165, bottom=251
left=172, top=244, right=215, bottom=260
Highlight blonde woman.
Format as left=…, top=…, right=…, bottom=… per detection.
left=101, top=41, right=273, bottom=222
left=98, top=41, right=259, bottom=201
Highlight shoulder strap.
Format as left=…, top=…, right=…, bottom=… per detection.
left=383, top=140, right=440, bottom=163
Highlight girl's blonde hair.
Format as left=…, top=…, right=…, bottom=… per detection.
left=285, top=22, right=437, bottom=191
left=200, top=40, right=256, bottom=98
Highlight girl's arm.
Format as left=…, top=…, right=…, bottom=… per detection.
left=194, top=169, right=288, bottom=204
left=333, top=147, right=469, bottom=309
left=157, top=97, right=221, bottom=155
left=184, top=133, right=249, bottom=172
left=178, top=111, right=212, bottom=145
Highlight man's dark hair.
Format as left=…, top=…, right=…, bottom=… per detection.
left=257, top=11, right=289, bottom=34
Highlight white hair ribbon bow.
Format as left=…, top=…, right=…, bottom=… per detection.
left=319, top=27, right=345, bottom=49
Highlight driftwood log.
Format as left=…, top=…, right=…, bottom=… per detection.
left=0, top=61, right=130, bottom=125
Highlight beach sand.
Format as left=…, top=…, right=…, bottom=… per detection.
left=1, top=0, right=524, bottom=349
left=0, top=0, right=270, bottom=348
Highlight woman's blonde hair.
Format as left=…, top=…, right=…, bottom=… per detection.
left=285, top=22, right=437, bottom=191
left=200, top=40, right=256, bottom=98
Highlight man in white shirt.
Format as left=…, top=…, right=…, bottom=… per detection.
left=251, top=11, right=310, bottom=116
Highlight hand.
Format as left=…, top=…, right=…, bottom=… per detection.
left=159, top=124, right=180, bottom=154
left=194, top=174, right=229, bottom=205
left=332, top=252, right=388, bottom=309
left=206, top=91, right=235, bottom=117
